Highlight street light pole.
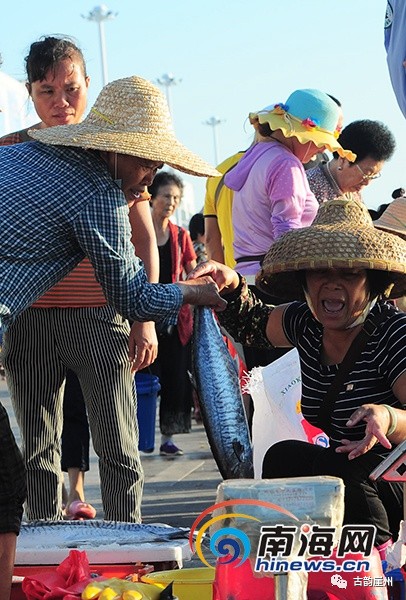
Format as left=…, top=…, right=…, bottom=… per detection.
left=155, top=73, right=181, bottom=117
left=204, top=116, right=225, bottom=165
left=82, top=4, right=117, bottom=87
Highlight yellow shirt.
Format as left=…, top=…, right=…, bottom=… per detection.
left=203, top=152, right=244, bottom=268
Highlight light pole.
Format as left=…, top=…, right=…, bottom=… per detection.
left=204, top=116, right=225, bottom=165
left=82, top=4, right=117, bottom=86
left=156, top=73, right=181, bottom=117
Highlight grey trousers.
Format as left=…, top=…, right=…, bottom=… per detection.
left=2, top=306, right=143, bottom=522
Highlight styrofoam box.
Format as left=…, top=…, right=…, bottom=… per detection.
left=213, top=476, right=345, bottom=556
left=216, top=477, right=344, bottom=525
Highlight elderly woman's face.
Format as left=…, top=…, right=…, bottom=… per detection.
left=336, top=157, right=384, bottom=194
left=305, top=268, right=369, bottom=329
left=151, top=183, right=182, bottom=219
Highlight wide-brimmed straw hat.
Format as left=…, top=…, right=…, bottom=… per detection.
left=256, top=198, right=406, bottom=300
left=373, top=197, right=406, bottom=240
left=29, top=76, right=220, bottom=177
left=249, top=89, right=356, bottom=162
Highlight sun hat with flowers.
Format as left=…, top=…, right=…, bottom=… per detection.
left=256, top=198, right=406, bottom=300
left=249, top=89, right=356, bottom=162
left=30, top=76, right=220, bottom=178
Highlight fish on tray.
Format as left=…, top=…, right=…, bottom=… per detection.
left=192, top=306, right=254, bottom=479
left=18, top=521, right=189, bottom=549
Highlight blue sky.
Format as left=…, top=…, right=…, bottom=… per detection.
left=1, top=0, right=405, bottom=210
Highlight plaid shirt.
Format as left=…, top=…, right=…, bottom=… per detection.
left=0, top=131, right=25, bottom=145
left=0, top=141, right=182, bottom=329
left=0, top=125, right=38, bottom=146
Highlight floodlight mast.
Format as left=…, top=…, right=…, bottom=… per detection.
left=82, top=5, right=117, bottom=86
left=204, top=116, right=225, bottom=165
left=156, top=73, right=182, bottom=117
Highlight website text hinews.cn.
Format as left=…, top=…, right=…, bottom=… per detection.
left=254, top=523, right=377, bottom=574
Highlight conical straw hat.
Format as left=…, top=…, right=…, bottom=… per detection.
left=373, top=197, right=406, bottom=240
left=30, top=76, right=220, bottom=177
left=256, top=198, right=406, bottom=300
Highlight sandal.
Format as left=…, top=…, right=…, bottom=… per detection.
left=65, top=500, right=96, bottom=520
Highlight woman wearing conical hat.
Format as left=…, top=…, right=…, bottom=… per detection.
left=190, top=198, right=406, bottom=558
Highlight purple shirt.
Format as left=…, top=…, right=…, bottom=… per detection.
left=226, top=142, right=318, bottom=276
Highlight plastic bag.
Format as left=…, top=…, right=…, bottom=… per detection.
left=22, top=549, right=94, bottom=600
left=244, top=348, right=328, bottom=478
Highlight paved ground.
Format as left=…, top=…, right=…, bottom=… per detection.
left=1, top=379, right=221, bottom=569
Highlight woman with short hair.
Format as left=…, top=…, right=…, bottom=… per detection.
left=307, top=119, right=396, bottom=203
left=148, top=172, right=197, bottom=456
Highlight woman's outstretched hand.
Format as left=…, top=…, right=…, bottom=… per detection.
left=335, top=403, right=392, bottom=460
left=187, top=260, right=240, bottom=293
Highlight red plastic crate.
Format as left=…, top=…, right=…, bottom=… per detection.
left=12, top=561, right=167, bottom=599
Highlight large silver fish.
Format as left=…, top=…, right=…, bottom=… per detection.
left=192, top=306, right=254, bottom=479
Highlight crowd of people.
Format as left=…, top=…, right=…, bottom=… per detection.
left=1, top=8, right=406, bottom=595
left=200, top=68, right=406, bottom=569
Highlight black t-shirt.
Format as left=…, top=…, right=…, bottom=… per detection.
left=158, top=238, right=172, bottom=284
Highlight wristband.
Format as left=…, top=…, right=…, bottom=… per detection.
left=383, top=404, right=398, bottom=436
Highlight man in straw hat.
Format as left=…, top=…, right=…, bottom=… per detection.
left=189, top=198, right=406, bottom=558
left=0, top=75, right=224, bottom=595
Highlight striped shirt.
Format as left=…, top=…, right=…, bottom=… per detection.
left=283, top=301, right=406, bottom=452
left=0, top=141, right=182, bottom=329
left=218, top=278, right=406, bottom=456
left=33, top=259, right=106, bottom=307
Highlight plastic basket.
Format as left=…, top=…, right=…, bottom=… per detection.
left=142, top=567, right=214, bottom=600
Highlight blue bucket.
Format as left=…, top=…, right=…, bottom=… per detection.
left=383, top=564, right=405, bottom=600
left=135, top=373, right=160, bottom=453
